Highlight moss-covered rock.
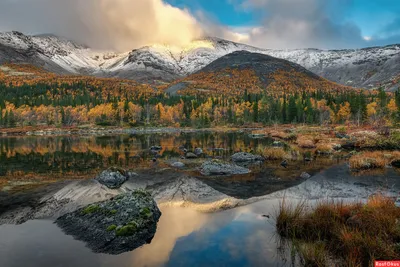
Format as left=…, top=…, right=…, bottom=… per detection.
left=56, top=189, right=161, bottom=255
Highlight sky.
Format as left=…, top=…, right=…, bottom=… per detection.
left=0, top=0, right=399, bottom=51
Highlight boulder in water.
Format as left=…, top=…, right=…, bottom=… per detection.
left=95, top=167, right=131, bottom=189
left=56, top=190, right=161, bottom=255
left=231, top=152, right=264, bottom=162
left=200, top=160, right=251, bottom=176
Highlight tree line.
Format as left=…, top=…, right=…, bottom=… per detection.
left=0, top=81, right=399, bottom=128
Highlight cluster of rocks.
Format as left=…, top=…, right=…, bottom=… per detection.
left=56, top=190, right=161, bottom=255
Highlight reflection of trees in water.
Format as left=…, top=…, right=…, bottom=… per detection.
left=0, top=132, right=275, bottom=177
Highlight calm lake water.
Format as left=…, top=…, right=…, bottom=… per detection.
left=0, top=201, right=289, bottom=267
left=0, top=131, right=273, bottom=178
left=1, top=131, right=398, bottom=267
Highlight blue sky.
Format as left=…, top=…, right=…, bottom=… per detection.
left=165, top=0, right=400, bottom=48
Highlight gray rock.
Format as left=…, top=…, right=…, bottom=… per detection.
left=231, top=152, right=264, bottom=162
left=95, top=168, right=129, bottom=189
left=200, top=160, right=251, bottom=176
left=194, top=148, right=203, bottom=155
left=171, top=162, right=185, bottom=168
left=150, top=146, right=162, bottom=151
left=300, top=172, right=311, bottom=179
left=56, top=190, right=161, bottom=255
left=332, top=144, right=342, bottom=150
left=335, top=132, right=350, bottom=139
left=185, top=152, right=198, bottom=159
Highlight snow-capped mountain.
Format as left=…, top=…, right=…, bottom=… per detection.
left=0, top=31, right=399, bottom=90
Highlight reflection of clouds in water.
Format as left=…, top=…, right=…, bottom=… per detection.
left=164, top=204, right=285, bottom=267
left=130, top=207, right=210, bottom=267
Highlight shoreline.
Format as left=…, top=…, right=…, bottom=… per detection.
left=0, top=125, right=267, bottom=137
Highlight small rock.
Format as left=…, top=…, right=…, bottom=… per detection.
left=300, top=172, right=311, bottom=179
left=231, top=152, right=264, bottom=162
left=272, top=141, right=284, bottom=147
left=185, top=152, right=198, bottom=159
left=335, top=132, right=349, bottom=139
left=171, top=162, right=185, bottom=168
left=200, top=160, right=251, bottom=176
left=194, top=147, right=203, bottom=155
left=280, top=160, right=288, bottom=168
left=332, top=144, right=342, bottom=150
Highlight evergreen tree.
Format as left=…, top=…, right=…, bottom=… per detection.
left=288, top=96, right=297, bottom=123
left=8, top=110, right=16, bottom=128
left=253, top=101, right=259, bottom=122
left=282, top=97, right=288, bottom=123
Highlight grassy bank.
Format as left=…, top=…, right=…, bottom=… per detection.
left=276, top=195, right=400, bottom=266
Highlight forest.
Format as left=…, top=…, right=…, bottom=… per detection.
left=0, top=64, right=399, bottom=129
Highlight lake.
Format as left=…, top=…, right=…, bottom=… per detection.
left=0, top=131, right=399, bottom=267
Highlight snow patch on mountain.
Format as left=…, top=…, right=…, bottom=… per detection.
left=0, top=31, right=399, bottom=89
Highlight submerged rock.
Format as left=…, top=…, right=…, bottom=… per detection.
left=231, top=152, right=264, bottom=162
left=200, top=160, right=251, bottom=176
left=95, top=167, right=131, bottom=189
left=56, top=190, right=161, bottom=255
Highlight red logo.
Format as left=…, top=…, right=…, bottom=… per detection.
left=375, top=261, right=400, bottom=267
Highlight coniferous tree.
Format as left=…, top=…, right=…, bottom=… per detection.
left=253, top=101, right=259, bottom=122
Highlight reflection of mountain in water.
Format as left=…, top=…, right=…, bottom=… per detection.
left=2, top=164, right=400, bottom=226
left=1, top=164, right=400, bottom=266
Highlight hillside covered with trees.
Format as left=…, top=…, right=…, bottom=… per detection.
left=0, top=62, right=399, bottom=129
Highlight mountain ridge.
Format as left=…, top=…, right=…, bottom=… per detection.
left=0, top=31, right=399, bottom=90
left=165, top=50, right=350, bottom=96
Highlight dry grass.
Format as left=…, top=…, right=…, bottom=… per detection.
left=315, top=143, right=334, bottom=154
left=258, top=147, right=289, bottom=160
left=349, top=151, right=400, bottom=170
left=276, top=195, right=400, bottom=266
left=297, top=138, right=316, bottom=148
left=269, top=130, right=289, bottom=139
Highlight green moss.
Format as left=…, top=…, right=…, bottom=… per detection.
left=140, top=207, right=153, bottom=219
left=116, top=224, right=137, bottom=236
left=133, top=189, right=151, bottom=198
left=106, top=224, right=117, bottom=231
left=81, top=204, right=100, bottom=215
left=110, top=209, right=117, bottom=215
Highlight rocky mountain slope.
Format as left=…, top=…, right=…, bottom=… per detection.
left=166, top=51, right=349, bottom=95
left=0, top=31, right=399, bottom=90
